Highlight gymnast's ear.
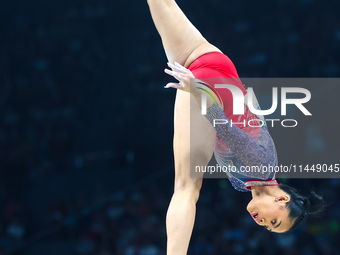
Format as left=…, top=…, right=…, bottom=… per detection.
left=275, top=195, right=290, bottom=204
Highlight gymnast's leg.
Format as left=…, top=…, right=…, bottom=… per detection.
left=147, top=0, right=219, bottom=254
left=147, top=0, right=221, bottom=67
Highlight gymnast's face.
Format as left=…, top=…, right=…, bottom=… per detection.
left=246, top=195, right=293, bottom=233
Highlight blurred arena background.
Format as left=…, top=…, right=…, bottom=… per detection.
left=0, top=0, right=339, bottom=254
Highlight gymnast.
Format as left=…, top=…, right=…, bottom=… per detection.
left=146, top=0, right=324, bottom=254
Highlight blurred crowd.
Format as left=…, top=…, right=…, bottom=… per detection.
left=2, top=178, right=340, bottom=255
left=0, top=0, right=339, bottom=254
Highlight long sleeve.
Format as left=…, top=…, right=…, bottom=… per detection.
left=205, top=103, right=272, bottom=167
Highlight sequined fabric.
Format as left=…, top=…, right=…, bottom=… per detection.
left=205, top=103, right=278, bottom=192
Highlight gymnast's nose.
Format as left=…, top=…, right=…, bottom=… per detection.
left=258, top=218, right=266, bottom=225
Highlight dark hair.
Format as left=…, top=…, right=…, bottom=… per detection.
left=278, top=183, right=324, bottom=232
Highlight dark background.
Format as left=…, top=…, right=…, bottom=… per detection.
left=0, top=0, right=339, bottom=254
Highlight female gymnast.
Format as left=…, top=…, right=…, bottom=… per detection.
left=147, top=0, right=324, bottom=254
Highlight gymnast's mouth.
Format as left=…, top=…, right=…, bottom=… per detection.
left=250, top=212, right=259, bottom=222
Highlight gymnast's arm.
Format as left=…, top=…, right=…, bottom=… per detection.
left=204, top=103, right=270, bottom=167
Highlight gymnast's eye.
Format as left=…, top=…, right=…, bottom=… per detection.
left=271, top=220, right=276, bottom=225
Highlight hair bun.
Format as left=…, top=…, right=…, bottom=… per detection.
left=301, top=197, right=310, bottom=209
left=306, top=191, right=324, bottom=215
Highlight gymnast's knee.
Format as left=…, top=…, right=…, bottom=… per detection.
left=174, top=177, right=203, bottom=202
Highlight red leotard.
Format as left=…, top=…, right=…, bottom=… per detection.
left=187, top=52, right=260, bottom=136
left=188, top=52, right=277, bottom=192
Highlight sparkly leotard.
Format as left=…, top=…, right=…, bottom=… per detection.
left=188, top=52, right=278, bottom=192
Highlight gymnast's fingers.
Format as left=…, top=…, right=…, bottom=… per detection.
left=164, top=82, right=184, bottom=89
left=173, top=62, right=195, bottom=80
left=167, top=62, right=186, bottom=74
left=174, top=62, right=187, bottom=71
left=164, top=68, right=174, bottom=76
left=164, top=69, right=183, bottom=82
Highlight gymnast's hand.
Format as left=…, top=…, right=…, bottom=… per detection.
left=164, top=62, right=195, bottom=93
left=164, top=62, right=220, bottom=108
